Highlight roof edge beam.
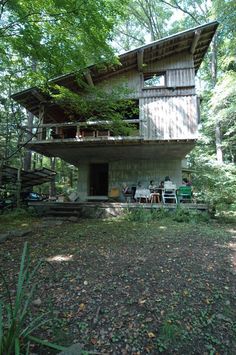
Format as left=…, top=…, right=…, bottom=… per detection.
left=31, top=89, right=47, bottom=103
left=137, top=49, right=144, bottom=72
left=190, top=29, right=201, bottom=54
left=84, top=70, right=94, bottom=86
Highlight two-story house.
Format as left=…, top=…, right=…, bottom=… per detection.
left=12, top=22, right=218, bottom=202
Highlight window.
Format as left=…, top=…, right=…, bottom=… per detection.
left=143, top=73, right=165, bottom=87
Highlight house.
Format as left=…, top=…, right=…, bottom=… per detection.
left=12, top=22, right=218, bottom=202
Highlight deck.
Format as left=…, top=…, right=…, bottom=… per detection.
left=29, top=201, right=208, bottom=219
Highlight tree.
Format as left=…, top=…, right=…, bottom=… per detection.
left=113, top=0, right=172, bottom=51
left=0, top=0, right=129, bottom=167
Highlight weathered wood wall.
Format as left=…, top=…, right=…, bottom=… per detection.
left=97, top=51, right=198, bottom=141
left=140, top=95, right=198, bottom=139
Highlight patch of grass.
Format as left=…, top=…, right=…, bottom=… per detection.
left=0, top=209, right=39, bottom=233
left=0, top=242, right=66, bottom=354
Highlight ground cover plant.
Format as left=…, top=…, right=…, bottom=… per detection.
left=0, top=213, right=235, bottom=354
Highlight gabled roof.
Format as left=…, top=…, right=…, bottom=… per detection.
left=11, top=21, right=218, bottom=118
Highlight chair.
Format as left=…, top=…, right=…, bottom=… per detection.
left=162, top=182, right=177, bottom=204
left=108, top=187, right=120, bottom=201
left=178, top=186, right=192, bottom=203
left=150, top=192, right=160, bottom=203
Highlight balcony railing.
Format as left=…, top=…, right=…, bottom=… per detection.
left=20, top=119, right=141, bottom=143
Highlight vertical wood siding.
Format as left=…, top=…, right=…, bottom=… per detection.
left=140, top=95, right=198, bottom=139
left=146, top=52, right=194, bottom=71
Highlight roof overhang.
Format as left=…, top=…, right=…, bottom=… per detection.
left=11, top=21, right=218, bottom=119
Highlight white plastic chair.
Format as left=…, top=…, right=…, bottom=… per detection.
left=162, top=182, right=177, bottom=204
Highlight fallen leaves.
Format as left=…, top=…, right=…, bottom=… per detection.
left=0, top=218, right=235, bottom=354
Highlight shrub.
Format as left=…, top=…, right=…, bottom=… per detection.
left=172, top=207, right=210, bottom=223
left=125, top=207, right=153, bottom=222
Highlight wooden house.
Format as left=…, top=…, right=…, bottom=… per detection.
left=12, top=22, right=218, bottom=201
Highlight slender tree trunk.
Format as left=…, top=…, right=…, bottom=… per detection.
left=23, top=61, right=36, bottom=171
left=211, top=35, right=223, bottom=163
left=16, top=153, right=23, bottom=208
left=49, top=157, right=56, bottom=196
left=23, top=111, right=33, bottom=170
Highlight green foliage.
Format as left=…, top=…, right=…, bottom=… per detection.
left=1, top=0, right=128, bottom=80
left=125, top=206, right=153, bottom=222
left=125, top=206, right=210, bottom=223
left=191, top=156, right=236, bottom=211
left=50, top=84, right=138, bottom=135
left=173, top=207, right=210, bottom=223
left=156, top=318, right=183, bottom=352
left=0, top=242, right=65, bottom=354
left=210, top=71, right=236, bottom=162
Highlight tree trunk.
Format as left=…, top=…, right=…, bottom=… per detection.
left=23, top=61, right=36, bottom=170
left=211, top=34, right=223, bottom=163
left=23, top=111, right=33, bottom=170
left=49, top=157, right=56, bottom=196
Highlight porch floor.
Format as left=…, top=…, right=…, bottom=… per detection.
left=29, top=201, right=208, bottom=218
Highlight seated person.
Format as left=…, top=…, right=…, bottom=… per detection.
left=149, top=180, right=160, bottom=203
left=182, top=178, right=192, bottom=186
left=149, top=180, right=155, bottom=193
left=164, top=176, right=171, bottom=182
left=50, top=128, right=61, bottom=139
left=137, top=181, right=142, bottom=188
left=122, top=183, right=131, bottom=195
left=158, top=181, right=164, bottom=201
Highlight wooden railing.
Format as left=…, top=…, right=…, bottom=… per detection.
left=20, top=119, right=140, bottom=142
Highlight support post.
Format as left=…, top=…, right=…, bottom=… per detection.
left=137, top=50, right=144, bottom=72
left=38, top=104, right=45, bottom=140
left=84, top=70, right=94, bottom=86
left=190, top=30, right=201, bottom=54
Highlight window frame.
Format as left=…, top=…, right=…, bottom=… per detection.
left=142, top=72, right=166, bottom=89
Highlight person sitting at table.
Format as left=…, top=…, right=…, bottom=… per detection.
left=50, top=128, right=62, bottom=139
left=157, top=181, right=164, bottom=202
left=164, top=176, right=171, bottom=182
left=182, top=178, right=192, bottom=186
left=149, top=180, right=160, bottom=203
left=137, top=181, right=142, bottom=188
left=122, top=183, right=131, bottom=194
left=122, top=183, right=133, bottom=202
left=148, top=180, right=155, bottom=193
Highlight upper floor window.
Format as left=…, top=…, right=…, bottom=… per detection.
left=143, top=72, right=165, bottom=88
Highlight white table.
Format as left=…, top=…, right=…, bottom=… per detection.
left=135, top=188, right=150, bottom=202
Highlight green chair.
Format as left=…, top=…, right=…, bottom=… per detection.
left=178, top=186, right=192, bottom=203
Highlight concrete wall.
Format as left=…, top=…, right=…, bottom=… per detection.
left=77, top=159, right=182, bottom=201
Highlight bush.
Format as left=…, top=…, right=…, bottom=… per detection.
left=0, top=207, right=37, bottom=224
left=125, top=207, right=153, bottom=222
left=124, top=206, right=210, bottom=223
left=192, top=158, right=236, bottom=213
left=172, top=207, right=210, bottom=223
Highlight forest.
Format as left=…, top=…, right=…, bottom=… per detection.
left=0, top=0, right=235, bottom=212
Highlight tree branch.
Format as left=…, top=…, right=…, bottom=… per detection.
left=160, top=0, right=201, bottom=25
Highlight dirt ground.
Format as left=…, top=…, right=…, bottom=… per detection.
left=0, top=215, right=236, bottom=354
